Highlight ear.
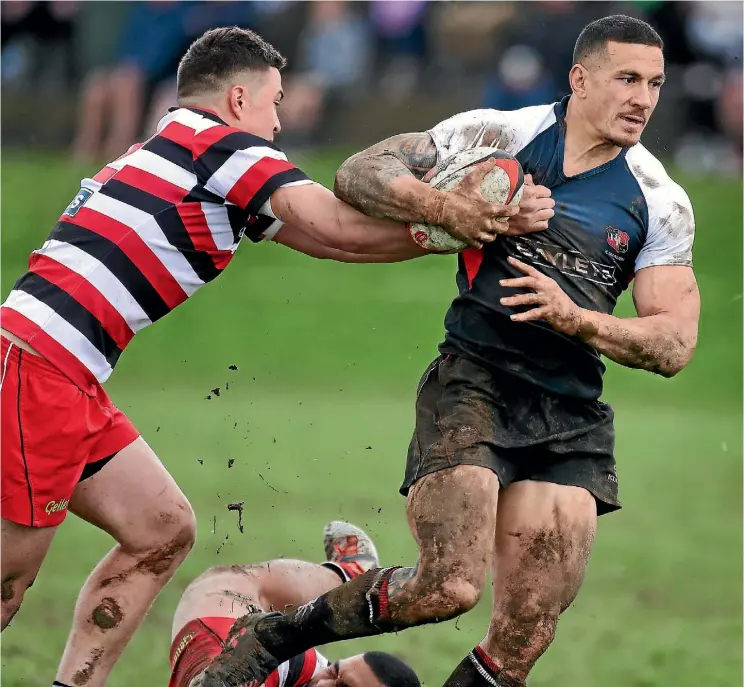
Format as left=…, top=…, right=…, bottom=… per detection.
left=229, top=85, right=247, bottom=119
left=569, top=64, right=589, bottom=99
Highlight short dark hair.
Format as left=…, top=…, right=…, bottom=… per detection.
left=573, top=15, right=663, bottom=66
left=177, top=27, right=286, bottom=99
left=363, top=652, right=420, bottom=687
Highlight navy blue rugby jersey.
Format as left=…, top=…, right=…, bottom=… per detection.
left=429, top=96, right=695, bottom=400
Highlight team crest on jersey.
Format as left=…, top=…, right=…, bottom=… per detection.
left=63, top=188, right=93, bottom=217
left=606, top=227, right=629, bottom=254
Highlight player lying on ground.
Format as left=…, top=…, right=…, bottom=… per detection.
left=174, top=521, right=418, bottom=687
left=0, top=27, right=530, bottom=687
left=202, top=15, right=701, bottom=687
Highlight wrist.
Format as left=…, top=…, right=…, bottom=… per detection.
left=423, top=188, right=448, bottom=227
left=574, top=308, right=598, bottom=340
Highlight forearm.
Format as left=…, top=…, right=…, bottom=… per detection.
left=316, top=247, right=426, bottom=263
left=335, top=156, right=436, bottom=223
left=274, top=221, right=427, bottom=263
left=576, top=310, right=696, bottom=377
left=334, top=133, right=441, bottom=224
left=270, top=183, right=422, bottom=255
left=283, top=237, right=426, bottom=264
left=332, top=195, right=426, bottom=254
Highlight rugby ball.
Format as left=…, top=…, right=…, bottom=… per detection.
left=410, top=147, right=524, bottom=253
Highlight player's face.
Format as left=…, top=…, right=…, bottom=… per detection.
left=231, top=67, right=283, bottom=141
left=308, top=656, right=383, bottom=687
left=584, top=41, right=665, bottom=147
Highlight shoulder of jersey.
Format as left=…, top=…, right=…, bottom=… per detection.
left=429, top=102, right=557, bottom=157
left=626, top=143, right=693, bottom=212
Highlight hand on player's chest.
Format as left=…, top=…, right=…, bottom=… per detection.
left=512, top=179, right=640, bottom=293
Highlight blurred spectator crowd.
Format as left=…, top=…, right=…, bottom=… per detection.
left=1, top=0, right=742, bottom=175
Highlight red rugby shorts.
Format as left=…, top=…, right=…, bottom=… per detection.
left=169, top=617, right=236, bottom=687
left=1, top=336, right=139, bottom=527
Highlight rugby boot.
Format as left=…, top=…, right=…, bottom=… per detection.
left=322, top=520, right=380, bottom=580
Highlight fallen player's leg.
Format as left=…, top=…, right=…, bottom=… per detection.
left=175, top=521, right=418, bottom=687
left=170, top=559, right=338, bottom=687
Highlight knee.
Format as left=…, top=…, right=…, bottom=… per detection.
left=439, top=576, right=483, bottom=616
left=119, top=497, right=196, bottom=569
left=171, top=506, right=197, bottom=563
left=154, top=498, right=197, bottom=563
left=419, top=570, right=485, bottom=621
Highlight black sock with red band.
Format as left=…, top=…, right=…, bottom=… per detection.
left=441, top=647, right=526, bottom=687
left=208, top=564, right=405, bottom=687
left=254, top=566, right=403, bottom=661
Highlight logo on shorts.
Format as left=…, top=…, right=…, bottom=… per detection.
left=606, top=227, right=629, bottom=254
left=45, top=499, right=70, bottom=515
left=172, top=631, right=197, bottom=668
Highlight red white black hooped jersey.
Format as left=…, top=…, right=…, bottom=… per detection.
left=1, top=107, right=312, bottom=394
left=265, top=649, right=329, bottom=687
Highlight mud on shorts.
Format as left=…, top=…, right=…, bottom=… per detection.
left=0, top=336, right=140, bottom=528
left=401, top=355, right=621, bottom=515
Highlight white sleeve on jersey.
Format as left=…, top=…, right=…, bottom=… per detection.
left=257, top=180, right=319, bottom=241
left=627, top=145, right=696, bottom=272
left=427, top=104, right=556, bottom=162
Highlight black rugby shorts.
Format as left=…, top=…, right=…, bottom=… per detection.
left=401, top=355, right=621, bottom=515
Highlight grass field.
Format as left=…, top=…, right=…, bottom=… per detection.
left=1, top=150, right=741, bottom=687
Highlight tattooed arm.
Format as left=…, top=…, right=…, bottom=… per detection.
left=334, top=133, right=439, bottom=219
left=334, top=133, right=517, bottom=248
